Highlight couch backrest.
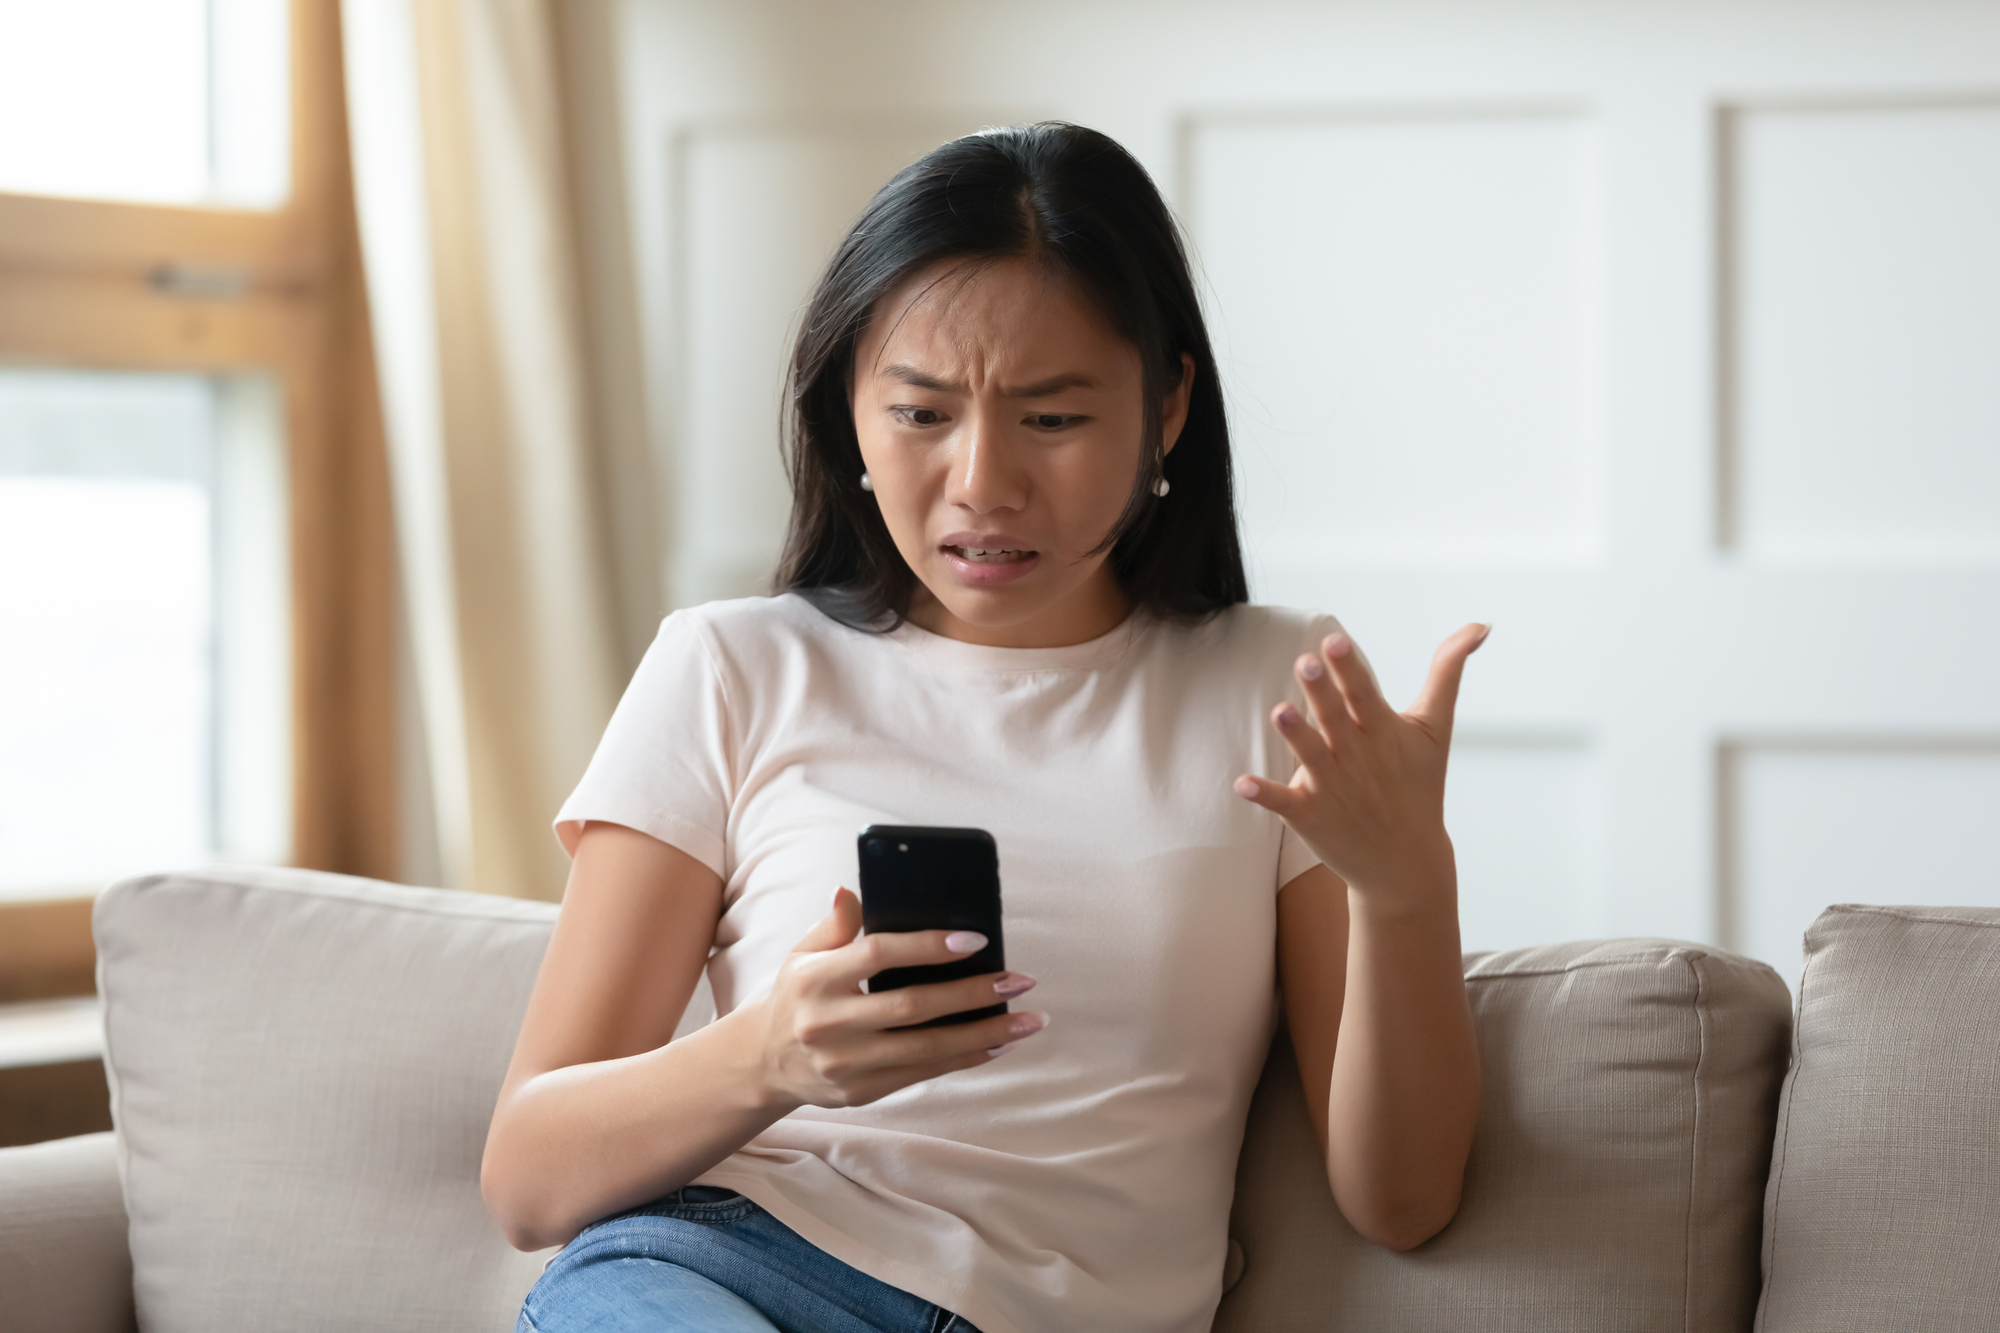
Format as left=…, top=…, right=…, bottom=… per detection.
left=96, top=867, right=561, bottom=1333
left=1756, top=904, right=2000, bottom=1333
left=99, top=868, right=1799, bottom=1333
left=1214, top=939, right=1794, bottom=1333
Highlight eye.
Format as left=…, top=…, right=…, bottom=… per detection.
left=1026, top=413, right=1082, bottom=432
left=891, top=406, right=946, bottom=427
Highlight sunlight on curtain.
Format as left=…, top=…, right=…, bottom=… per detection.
left=343, top=0, right=625, bottom=900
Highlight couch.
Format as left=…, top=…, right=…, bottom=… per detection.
left=1, top=867, right=1995, bottom=1331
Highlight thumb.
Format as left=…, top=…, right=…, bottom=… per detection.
left=1409, top=622, right=1490, bottom=735
left=792, top=886, right=863, bottom=954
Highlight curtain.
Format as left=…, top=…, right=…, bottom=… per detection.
left=341, top=0, right=656, bottom=900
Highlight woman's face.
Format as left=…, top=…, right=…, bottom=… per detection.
left=851, top=257, right=1192, bottom=649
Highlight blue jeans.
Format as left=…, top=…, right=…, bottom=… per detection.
left=517, top=1187, right=982, bottom=1333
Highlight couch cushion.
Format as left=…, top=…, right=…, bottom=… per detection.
left=95, top=867, right=561, bottom=1333
left=0, top=1131, right=135, bottom=1333
left=1756, top=904, right=2000, bottom=1332
left=1213, top=939, right=1792, bottom=1332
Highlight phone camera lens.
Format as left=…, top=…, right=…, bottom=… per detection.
left=898, top=842, right=909, bottom=852
left=866, top=840, right=885, bottom=857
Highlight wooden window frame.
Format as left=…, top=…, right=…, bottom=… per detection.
left=0, top=0, right=397, bottom=909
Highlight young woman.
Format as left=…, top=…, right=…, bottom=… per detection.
left=484, top=122, right=1484, bottom=1333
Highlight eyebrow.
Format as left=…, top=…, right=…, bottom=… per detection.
left=878, top=363, right=1098, bottom=398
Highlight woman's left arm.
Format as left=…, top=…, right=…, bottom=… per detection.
left=1236, top=623, right=1490, bottom=1252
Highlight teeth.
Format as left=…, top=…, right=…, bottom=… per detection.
left=955, top=546, right=1032, bottom=563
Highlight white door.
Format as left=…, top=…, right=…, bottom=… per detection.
left=616, top=0, right=2000, bottom=990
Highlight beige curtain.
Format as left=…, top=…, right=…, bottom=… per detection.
left=341, top=0, right=657, bottom=900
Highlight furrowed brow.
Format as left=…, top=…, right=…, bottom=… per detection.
left=880, top=363, right=960, bottom=392
left=1006, top=373, right=1097, bottom=398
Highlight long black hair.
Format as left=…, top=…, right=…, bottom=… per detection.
left=773, top=122, right=1248, bottom=628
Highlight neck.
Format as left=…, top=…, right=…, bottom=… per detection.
left=906, top=569, right=1131, bottom=649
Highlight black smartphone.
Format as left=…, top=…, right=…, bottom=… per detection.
left=856, top=825, right=1006, bottom=1028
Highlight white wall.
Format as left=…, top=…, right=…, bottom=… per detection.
left=612, top=0, right=2000, bottom=988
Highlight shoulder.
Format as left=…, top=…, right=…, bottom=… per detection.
left=1158, top=603, right=1346, bottom=662
left=654, top=593, right=884, bottom=689
left=658, top=592, right=852, bottom=654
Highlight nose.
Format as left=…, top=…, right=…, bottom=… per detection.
left=945, top=405, right=1028, bottom=514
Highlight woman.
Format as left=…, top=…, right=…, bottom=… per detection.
left=485, top=122, right=1484, bottom=1333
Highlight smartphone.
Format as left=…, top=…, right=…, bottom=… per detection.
left=856, top=825, right=1006, bottom=1028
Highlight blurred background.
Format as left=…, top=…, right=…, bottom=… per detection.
left=2, top=0, right=1997, bottom=1141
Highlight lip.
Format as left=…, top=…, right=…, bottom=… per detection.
left=937, top=533, right=1040, bottom=588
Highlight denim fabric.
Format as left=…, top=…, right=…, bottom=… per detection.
left=517, top=1187, right=981, bottom=1333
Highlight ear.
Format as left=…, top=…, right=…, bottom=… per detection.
left=1161, top=352, right=1196, bottom=457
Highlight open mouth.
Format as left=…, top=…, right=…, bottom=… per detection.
left=943, top=545, right=1036, bottom=565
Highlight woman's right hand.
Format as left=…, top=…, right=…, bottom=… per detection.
left=747, top=887, right=1046, bottom=1111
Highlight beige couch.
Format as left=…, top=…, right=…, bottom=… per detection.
left=2, top=868, right=1995, bottom=1332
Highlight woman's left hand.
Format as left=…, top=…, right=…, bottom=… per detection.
left=1234, top=623, right=1490, bottom=909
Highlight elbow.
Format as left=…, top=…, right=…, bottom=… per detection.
left=1356, top=1210, right=1454, bottom=1254
left=483, top=1176, right=569, bottom=1254
left=1334, top=1178, right=1465, bottom=1254
left=496, top=1217, right=554, bottom=1255
left=493, top=1205, right=558, bottom=1254
left=480, top=1133, right=573, bottom=1254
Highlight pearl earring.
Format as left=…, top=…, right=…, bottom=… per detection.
left=1153, top=476, right=1170, bottom=498
left=859, top=471, right=874, bottom=493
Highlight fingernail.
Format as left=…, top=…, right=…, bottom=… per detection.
left=1275, top=702, right=1299, bottom=727
left=994, top=972, right=1038, bottom=998
left=1324, top=633, right=1352, bottom=658
left=986, top=1041, right=1018, bottom=1058
left=1297, top=654, right=1324, bottom=681
left=831, top=886, right=847, bottom=911
left=1233, top=775, right=1259, bottom=799
left=944, top=931, right=988, bottom=955
left=1008, top=1011, right=1047, bottom=1039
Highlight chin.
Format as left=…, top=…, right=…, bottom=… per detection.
left=929, top=584, right=1051, bottom=629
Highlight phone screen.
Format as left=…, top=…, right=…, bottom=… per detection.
left=857, top=825, right=1006, bottom=1028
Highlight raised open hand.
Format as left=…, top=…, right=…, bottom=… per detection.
left=1234, top=624, right=1490, bottom=907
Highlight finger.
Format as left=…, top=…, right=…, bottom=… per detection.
left=867, top=1008, right=1047, bottom=1068
left=827, top=1008, right=1046, bottom=1093
left=823, top=927, right=991, bottom=989
left=1321, top=632, right=1395, bottom=729
left=1294, top=652, right=1358, bottom=743
left=1272, top=701, right=1337, bottom=777
left=1233, top=771, right=1309, bottom=820
left=791, top=886, right=864, bottom=955
left=842, top=1041, right=1023, bottom=1104
left=1409, top=622, right=1491, bottom=733
left=851, top=970, right=1036, bottom=1031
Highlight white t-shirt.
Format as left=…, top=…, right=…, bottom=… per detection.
left=555, top=593, right=1339, bottom=1333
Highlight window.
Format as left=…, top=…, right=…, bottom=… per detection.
left=0, top=370, right=290, bottom=892
left=0, top=0, right=395, bottom=904
left=0, top=0, right=290, bottom=209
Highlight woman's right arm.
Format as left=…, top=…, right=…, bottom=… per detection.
left=480, top=821, right=1042, bottom=1252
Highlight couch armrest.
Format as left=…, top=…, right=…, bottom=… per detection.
left=0, top=1132, right=136, bottom=1333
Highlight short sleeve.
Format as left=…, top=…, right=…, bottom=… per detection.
left=1273, top=610, right=1350, bottom=891
left=553, top=611, right=733, bottom=877
left=1277, top=825, right=1323, bottom=890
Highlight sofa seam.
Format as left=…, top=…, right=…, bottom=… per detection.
left=1464, top=948, right=1745, bottom=985
left=108, top=873, right=556, bottom=929
left=1820, top=903, right=2000, bottom=931
left=1682, top=952, right=1707, bottom=1333
left=92, top=914, right=131, bottom=1200
left=1757, top=942, right=1811, bottom=1332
